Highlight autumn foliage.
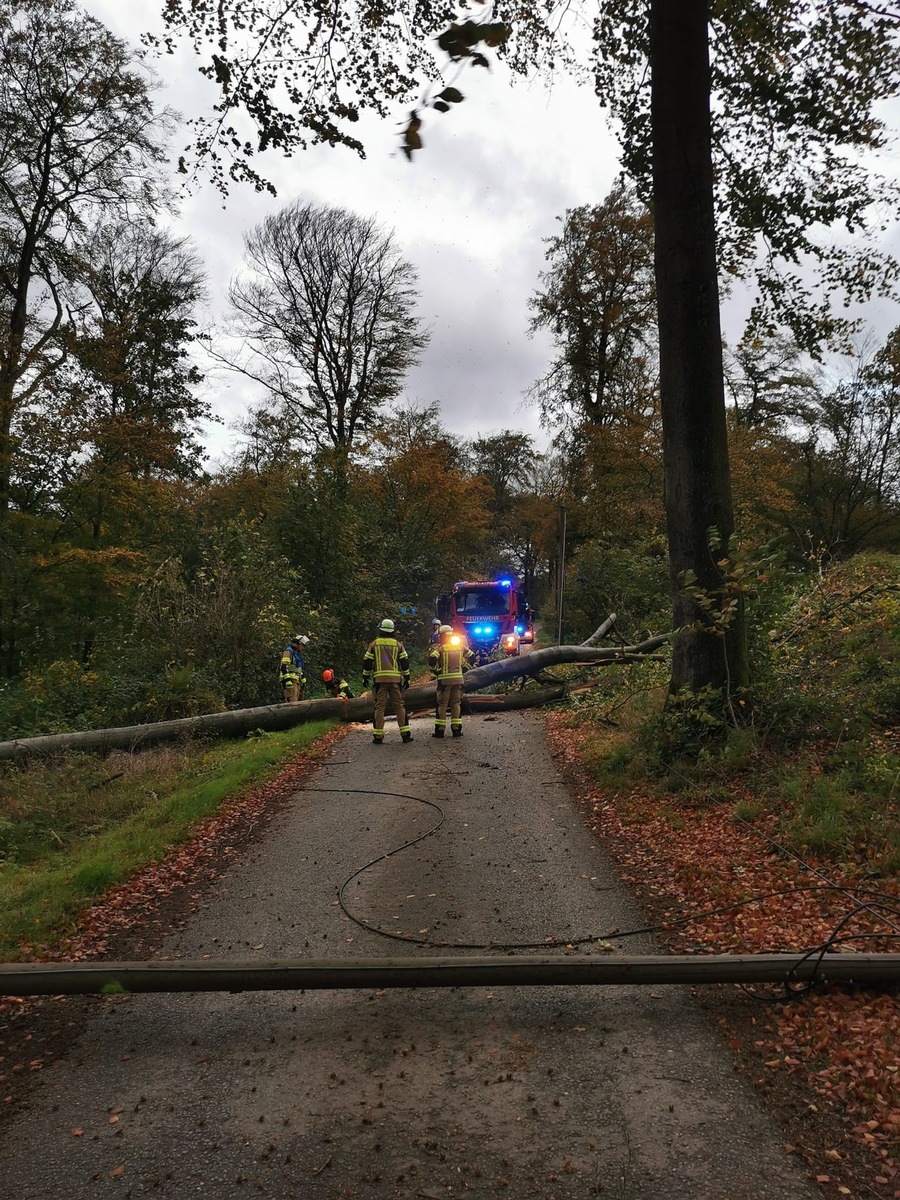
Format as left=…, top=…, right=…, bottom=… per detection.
left=544, top=549, right=900, bottom=1196
left=558, top=746, right=900, bottom=1194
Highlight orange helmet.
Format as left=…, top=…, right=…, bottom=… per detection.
left=322, top=668, right=334, bottom=683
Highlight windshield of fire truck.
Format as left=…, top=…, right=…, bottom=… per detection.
left=454, top=589, right=511, bottom=615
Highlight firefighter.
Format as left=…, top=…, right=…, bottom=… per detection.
left=361, top=619, right=412, bottom=745
left=429, top=617, right=442, bottom=645
left=322, top=668, right=354, bottom=699
left=429, top=624, right=474, bottom=738
left=280, top=634, right=309, bottom=703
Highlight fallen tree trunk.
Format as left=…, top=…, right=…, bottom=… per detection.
left=1, top=952, right=897, bottom=995
left=0, top=636, right=669, bottom=762
left=464, top=684, right=567, bottom=712
left=460, top=633, right=670, bottom=692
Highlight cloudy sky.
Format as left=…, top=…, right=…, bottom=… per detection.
left=81, top=1, right=630, bottom=462
left=82, top=3, right=900, bottom=465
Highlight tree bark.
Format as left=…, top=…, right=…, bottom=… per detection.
left=650, top=0, right=748, bottom=697
left=2, top=953, right=898, bottom=995
left=0, top=637, right=669, bottom=762
left=580, top=613, right=617, bottom=647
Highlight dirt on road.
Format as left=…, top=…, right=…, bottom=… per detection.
left=0, top=710, right=820, bottom=1199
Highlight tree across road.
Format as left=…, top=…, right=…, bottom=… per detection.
left=0, top=712, right=819, bottom=1199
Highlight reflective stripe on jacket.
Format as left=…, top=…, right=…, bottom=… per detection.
left=363, top=637, right=409, bottom=683
left=280, top=645, right=304, bottom=679
left=428, top=640, right=473, bottom=682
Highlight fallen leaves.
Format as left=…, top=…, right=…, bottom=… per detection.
left=545, top=713, right=900, bottom=1196
left=0, top=726, right=350, bottom=1116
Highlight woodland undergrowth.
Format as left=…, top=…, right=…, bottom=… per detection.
left=545, top=552, right=900, bottom=1197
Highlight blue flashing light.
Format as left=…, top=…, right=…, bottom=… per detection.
left=483, top=625, right=494, bottom=635
left=515, top=624, right=524, bottom=633
left=499, top=579, right=512, bottom=587
left=473, top=626, right=483, bottom=634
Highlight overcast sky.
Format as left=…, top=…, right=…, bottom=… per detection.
left=83, top=3, right=900, bottom=466
left=81, top=1, right=630, bottom=463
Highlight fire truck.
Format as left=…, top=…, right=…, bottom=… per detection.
left=441, top=578, right=532, bottom=661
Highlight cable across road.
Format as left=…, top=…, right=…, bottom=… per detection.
left=1, top=784, right=897, bottom=996
left=305, top=787, right=900, bottom=963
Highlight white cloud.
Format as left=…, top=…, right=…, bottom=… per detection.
left=81, top=2, right=900, bottom=464
left=82, top=1, right=622, bottom=458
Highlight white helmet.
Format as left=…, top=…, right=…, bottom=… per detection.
left=439, top=624, right=452, bottom=634
left=432, top=617, right=441, bottom=626
left=379, top=618, right=395, bottom=633
left=293, top=634, right=309, bottom=645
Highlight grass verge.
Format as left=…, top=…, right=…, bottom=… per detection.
left=0, top=721, right=334, bottom=960
left=557, top=656, right=900, bottom=876
left=541, top=665, right=899, bottom=1195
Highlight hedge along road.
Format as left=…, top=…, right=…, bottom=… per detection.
left=0, top=710, right=819, bottom=1200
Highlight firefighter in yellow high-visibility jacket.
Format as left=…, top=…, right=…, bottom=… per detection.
left=322, top=668, right=353, bottom=699
left=280, top=634, right=309, bottom=702
left=428, top=625, right=474, bottom=738
left=361, top=619, right=412, bottom=745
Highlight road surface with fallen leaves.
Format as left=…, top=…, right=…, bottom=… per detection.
left=0, top=708, right=821, bottom=1199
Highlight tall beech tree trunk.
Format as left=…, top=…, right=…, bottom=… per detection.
left=650, top=0, right=748, bottom=697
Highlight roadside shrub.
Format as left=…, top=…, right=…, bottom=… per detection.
left=137, top=664, right=228, bottom=722
left=637, top=685, right=733, bottom=762
left=564, top=538, right=670, bottom=644
left=767, top=551, right=900, bottom=739
left=0, top=678, right=45, bottom=739
left=127, top=520, right=320, bottom=712
left=16, top=660, right=110, bottom=734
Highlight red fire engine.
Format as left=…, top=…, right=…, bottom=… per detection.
left=445, top=578, right=531, bottom=660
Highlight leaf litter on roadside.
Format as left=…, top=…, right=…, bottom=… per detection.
left=545, top=713, right=899, bottom=1194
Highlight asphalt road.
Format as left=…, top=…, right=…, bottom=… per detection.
left=0, top=709, right=819, bottom=1200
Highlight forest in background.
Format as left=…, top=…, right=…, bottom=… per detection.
left=0, top=8, right=897, bottom=1187
left=5, top=304, right=900, bottom=742
left=0, top=0, right=898, bottom=742
left=2, top=174, right=899, bottom=737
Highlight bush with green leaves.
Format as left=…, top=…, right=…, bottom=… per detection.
left=563, top=538, right=670, bottom=643
left=124, top=520, right=327, bottom=713
left=768, top=551, right=900, bottom=739
left=0, top=661, right=112, bottom=736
